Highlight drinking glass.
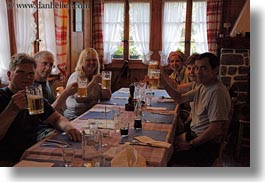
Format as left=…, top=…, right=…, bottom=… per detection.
left=120, top=117, right=130, bottom=137
left=145, top=89, right=154, bottom=106
left=26, top=83, right=44, bottom=115
left=113, top=109, right=121, bottom=133
left=148, top=69, right=160, bottom=89
left=62, top=146, right=75, bottom=167
left=134, top=82, right=146, bottom=102
left=89, top=120, right=98, bottom=132
left=101, top=71, right=112, bottom=89
left=77, top=75, right=88, bottom=98
left=82, top=130, right=103, bottom=167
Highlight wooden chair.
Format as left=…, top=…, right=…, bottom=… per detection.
left=236, top=119, right=250, bottom=160
left=212, top=96, right=238, bottom=167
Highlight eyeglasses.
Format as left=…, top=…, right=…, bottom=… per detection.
left=39, top=61, right=54, bottom=68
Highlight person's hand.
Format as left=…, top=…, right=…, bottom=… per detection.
left=65, top=128, right=81, bottom=142
left=91, top=74, right=102, bottom=84
left=65, top=82, right=78, bottom=96
left=10, top=90, right=28, bottom=111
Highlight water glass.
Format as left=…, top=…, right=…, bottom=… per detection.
left=62, top=146, right=75, bottom=167
left=145, top=89, right=153, bottom=106
left=82, top=130, right=103, bottom=167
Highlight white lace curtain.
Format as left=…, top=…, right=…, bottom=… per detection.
left=130, top=3, right=151, bottom=64
left=103, top=3, right=124, bottom=64
left=192, top=1, right=208, bottom=53
left=38, top=0, right=58, bottom=74
left=160, top=2, right=186, bottom=66
left=0, top=1, right=11, bottom=84
left=14, top=0, right=36, bottom=55
left=38, top=0, right=57, bottom=56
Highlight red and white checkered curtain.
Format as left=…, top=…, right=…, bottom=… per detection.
left=54, top=0, right=68, bottom=82
left=207, top=0, right=223, bottom=54
left=92, top=0, right=104, bottom=69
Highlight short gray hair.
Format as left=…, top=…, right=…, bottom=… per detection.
left=34, top=51, right=55, bottom=62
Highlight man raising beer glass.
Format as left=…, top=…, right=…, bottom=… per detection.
left=0, top=53, right=81, bottom=166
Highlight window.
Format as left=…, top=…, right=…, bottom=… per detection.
left=0, top=1, right=11, bottom=84
left=161, top=0, right=208, bottom=65
left=191, top=1, right=208, bottom=53
left=103, top=1, right=151, bottom=64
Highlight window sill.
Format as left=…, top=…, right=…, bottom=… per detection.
left=104, top=59, right=148, bottom=70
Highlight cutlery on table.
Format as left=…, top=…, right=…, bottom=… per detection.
left=44, top=139, right=71, bottom=146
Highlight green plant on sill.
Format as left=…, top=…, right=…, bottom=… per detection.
left=113, top=46, right=141, bottom=59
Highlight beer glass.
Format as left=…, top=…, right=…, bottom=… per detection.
left=148, top=69, right=160, bottom=89
left=26, top=84, right=44, bottom=115
left=77, top=75, right=88, bottom=98
left=101, top=71, right=112, bottom=89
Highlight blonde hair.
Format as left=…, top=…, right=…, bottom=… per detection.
left=168, top=51, right=187, bottom=63
left=75, top=48, right=100, bottom=75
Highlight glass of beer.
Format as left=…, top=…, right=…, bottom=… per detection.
left=77, top=75, right=88, bottom=98
left=149, top=69, right=160, bottom=89
left=26, top=84, right=44, bottom=115
left=101, top=71, right=112, bottom=89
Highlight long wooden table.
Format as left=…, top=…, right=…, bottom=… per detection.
left=17, top=88, right=179, bottom=167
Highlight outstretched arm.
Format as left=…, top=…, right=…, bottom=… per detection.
left=160, top=68, right=192, bottom=104
left=52, top=82, right=78, bottom=111
left=46, top=111, right=81, bottom=142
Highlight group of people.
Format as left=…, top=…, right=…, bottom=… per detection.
left=0, top=48, right=230, bottom=167
left=0, top=48, right=111, bottom=166
left=162, top=51, right=231, bottom=166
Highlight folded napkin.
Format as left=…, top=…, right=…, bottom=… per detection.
left=105, top=145, right=146, bottom=167
left=113, top=96, right=128, bottom=100
left=146, top=106, right=167, bottom=111
left=157, top=98, right=175, bottom=103
left=87, top=119, right=115, bottom=129
left=89, top=108, right=111, bottom=113
left=15, top=160, right=54, bottom=167
left=134, top=136, right=171, bottom=149
left=117, top=90, right=130, bottom=94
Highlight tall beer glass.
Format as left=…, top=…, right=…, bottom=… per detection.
left=149, top=69, right=160, bottom=89
left=26, top=84, right=44, bottom=115
left=77, top=75, right=88, bottom=98
left=101, top=71, right=112, bottom=89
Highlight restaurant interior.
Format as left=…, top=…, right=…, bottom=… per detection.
left=0, top=0, right=250, bottom=167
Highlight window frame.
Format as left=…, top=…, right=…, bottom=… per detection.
left=103, top=0, right=151, bottom=63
